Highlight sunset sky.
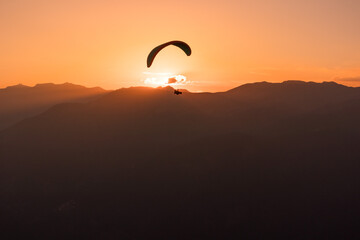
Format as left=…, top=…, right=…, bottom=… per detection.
left=1, top=0, right=360, bottom=92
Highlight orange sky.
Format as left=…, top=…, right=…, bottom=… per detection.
left=1, top=0, right=360, bottom=92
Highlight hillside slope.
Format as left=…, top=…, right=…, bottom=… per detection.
left=1, top=81, right=360, bottom=239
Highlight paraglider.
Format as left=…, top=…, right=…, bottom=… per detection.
left=146, top=41, right=191, bottom=95
left=147, top=41, right=191, bottom=68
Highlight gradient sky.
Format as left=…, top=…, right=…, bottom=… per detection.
left=1, top=0, right=360, bottom=92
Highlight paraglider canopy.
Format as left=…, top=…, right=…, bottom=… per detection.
left=147, top=41, right=191, bottom=68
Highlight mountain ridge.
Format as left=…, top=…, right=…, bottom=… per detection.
left=0, top=82, right=108, bottom=130
left=1, top=82, right=106, bottom=91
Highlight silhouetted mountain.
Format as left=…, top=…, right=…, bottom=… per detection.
left=1, top=81, right=360, bottom=239
left=0, top=83, right=108, bottom=130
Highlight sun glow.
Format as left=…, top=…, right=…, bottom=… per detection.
left=143, top=72, right=189, bottom=87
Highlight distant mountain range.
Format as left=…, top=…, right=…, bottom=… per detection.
left=0, top=83, right=108, bottom=130
left=1, top=80, right=360, bottom=239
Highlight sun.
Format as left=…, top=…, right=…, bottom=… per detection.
left=143, top=72, right=188, bottom=87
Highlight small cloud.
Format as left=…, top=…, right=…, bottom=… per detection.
left=170, top=75, right=187, bottom=85
left=166, top=75, right=188, bottom=85
left=334, top=76, right=360, bottom=82
left=167, top=77, right=177, bottom=84
left=143, top=73, right=189, bottom=87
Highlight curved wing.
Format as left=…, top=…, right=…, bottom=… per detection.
left=147, top=41, right=191, bottom=68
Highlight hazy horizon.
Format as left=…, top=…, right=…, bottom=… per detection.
left=1, top=79, right=359, bottom=93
